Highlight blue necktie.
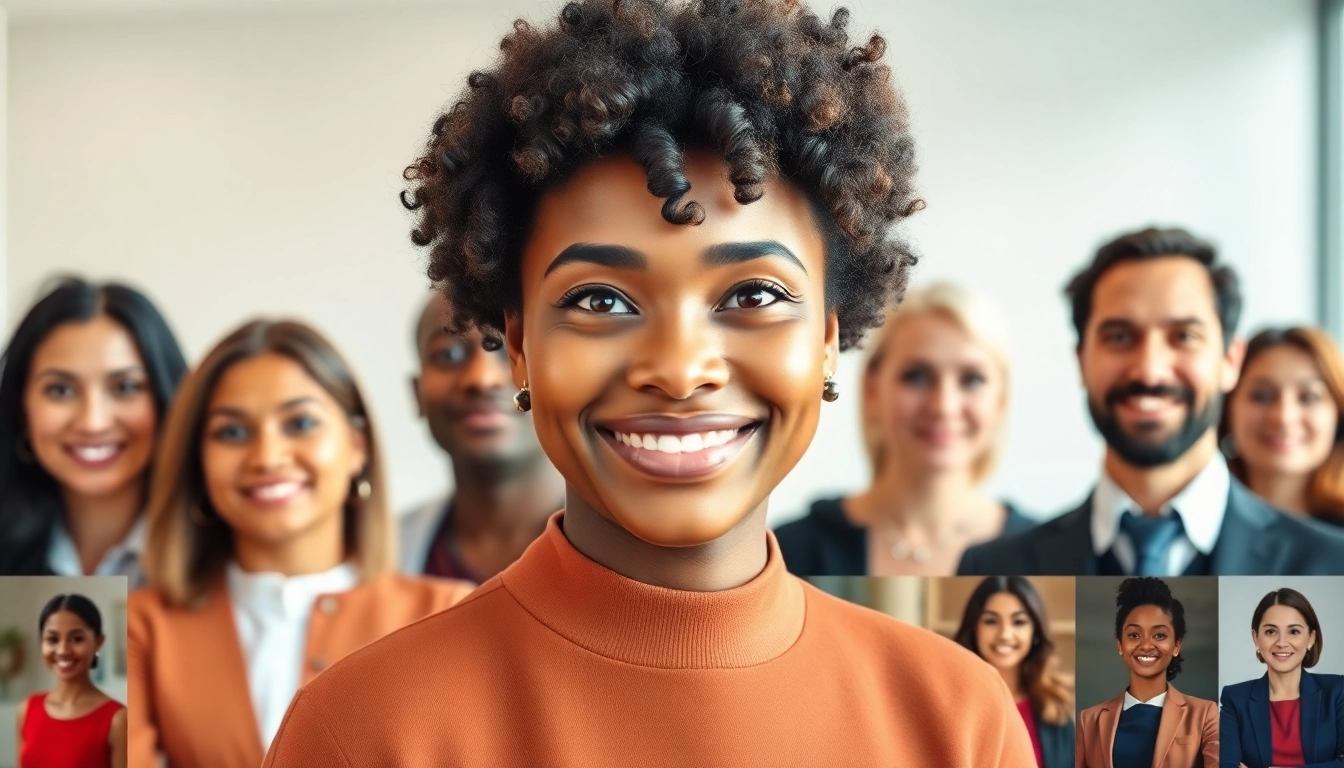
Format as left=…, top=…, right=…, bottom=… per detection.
left=1119, top=511, right=1184, bottom=576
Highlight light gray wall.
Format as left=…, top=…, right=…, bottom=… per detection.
left=1217, top=576, right=1344, bottom=694
left=6, top=1, right=1321, bottom=520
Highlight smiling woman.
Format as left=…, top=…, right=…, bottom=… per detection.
left=127, top=320, right=473, bottom=768
left=261, top=0, right=1034, bottom=766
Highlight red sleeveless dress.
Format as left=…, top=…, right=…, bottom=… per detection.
left=19, top=693, right=123, bottom=768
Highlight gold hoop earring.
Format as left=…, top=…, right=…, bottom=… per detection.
left=513, top=381, right=532, bottom=412
left=1256, top=648, right=1265, bottom=663
left=822, top=373, right=840, bottom=403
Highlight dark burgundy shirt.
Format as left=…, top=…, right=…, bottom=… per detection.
left=1270, top=698, right=1306, bottom=767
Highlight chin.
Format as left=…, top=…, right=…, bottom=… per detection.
left=609, top=501, right=754, bottom=548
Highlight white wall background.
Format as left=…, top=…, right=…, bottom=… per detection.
left=6, top=0, right=1321, bottom=524
left=1218, top=576, right=1344, bottom=695
left=0, top=576, right=129, bottom=768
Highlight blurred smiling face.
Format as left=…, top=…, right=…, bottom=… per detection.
left=1080, top=257, right=1241, bottom=467
left=1255, top=604, right=1315, bottom=674
left=201, top=353, right=367, bottom=552
left=414, top=294, right=546, bottom=467
left=24, top=316, right=158, bottom=500
left=975, top=592, right=1033, bottom=673
left=1229, top=345, right=1338, bottom=479
left=42, top=610, right=103, bottom=681
left=508, top=152, right=837, bottom=546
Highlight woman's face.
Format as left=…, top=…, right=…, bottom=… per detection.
left=1255, top=604, right=1315, bottom=675
left=201, top=353, right=367, bottom=552
left=1117, top=604, right=1181, bottom=682
left=41, top=610, right=103, bottom=682
left=865, top=312, right=1003, bottom=477
left=1229, top=345, right=1337, bottom=479
left=509, top=152, right=836, bottom=546
left=975, top=591, right=1034, bottom=673
left=24, top=316, right=158, bottom=500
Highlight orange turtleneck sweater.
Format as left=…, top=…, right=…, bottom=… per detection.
left=263, top=513, right=1035, bottom=767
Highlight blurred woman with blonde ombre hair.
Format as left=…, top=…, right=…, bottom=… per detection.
left=126, top=319, right=474, bottom=768
left=1220, top=326, right=1344, bottom=526
left=776, top=282, right=1036, bottom=576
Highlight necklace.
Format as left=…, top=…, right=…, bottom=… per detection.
left=879, top=519, right=972, bottom=564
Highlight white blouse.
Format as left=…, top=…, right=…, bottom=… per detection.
left=226, top=561, right=358, bottom=751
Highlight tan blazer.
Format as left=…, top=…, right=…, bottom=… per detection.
left=128, top=573, right=473, bottom=768
left=1076, top=685, right=1218, bottom=768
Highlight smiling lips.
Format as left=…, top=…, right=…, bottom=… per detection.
left=53, top=657, right=78, bottom=674
left=1133, top=654, right=1160, bottom=666
left=599, top=414, right=760, bottom=480
left=242, top=479, right=308, bottom=507
left=65, top=443, right=125, bottom=468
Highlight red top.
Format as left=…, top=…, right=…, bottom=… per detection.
left=1270, top=698, right=1306, bottom=767
left=1015, top=699, right=1045, bottom=768
left=19, top=693, right=122, bottom=768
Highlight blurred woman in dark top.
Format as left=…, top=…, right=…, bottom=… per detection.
left=776, top=282, right=1034, bottom=575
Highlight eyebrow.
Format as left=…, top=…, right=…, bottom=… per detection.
left=703, top=241, right=806, bottom=273
left=1262, top=623, right=1306, bottom=630
left=1096, top=317, right=1205, bottom=331
left=545, top=244, right=647, bottom=276
left=207, top=396, right=320, bottom=419
left=32, top=366, right=146, bottom=380
left=1125, top=623, right=1171, bottom=631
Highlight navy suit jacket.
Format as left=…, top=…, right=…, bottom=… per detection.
left=1037, top=716, right=1074, bottom=768
left=957, top=480, right=1344, bottom=575
left=1219, top=671, right=1344, bottom=768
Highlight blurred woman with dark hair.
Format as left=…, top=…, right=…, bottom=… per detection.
left=128, top=319, right=473, bottom=767
left=954, top=577, right=1074, bottom=768
left=16, top=594, right=126, bottom=768
left=1077, top=578, right=1217, bottom=767
left=1221, top=327, right=1344, bottom=526
left=0, top=277, right=187, bottom=580
left=1219, top=587, right=1343, bottom=768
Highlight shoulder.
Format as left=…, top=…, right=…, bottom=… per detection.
left=1000, top=502, right=1039, bottom=534
left=960, top=500, right=1091, bottom=574
left=357, top=571, right=475, bottom=609
left=1307, top=671, right=1344, bottom=695
left=774, top=498, right=852, bottom=539
left=1219, top=677, right=1257, bottom=701
left=1179, top=691, right=1218, bottom=716
left=1076, top=700, right=1107, bottom=727
left=774, top=497, right=862, bottom=574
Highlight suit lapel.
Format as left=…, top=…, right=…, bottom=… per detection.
left=189, top=582, right=265, bottom=764
left=1301, top=671, right=1321, bottom=762
left=1099, top=692, right=1124, bottom=766
left=1152, top=685, right=1186, bottom=768
left=1037, top=499, right=1099, bottom=575
left=1247, top=674, right=1273, bottom=765
left=1210, top=482, right=1279, bottom=574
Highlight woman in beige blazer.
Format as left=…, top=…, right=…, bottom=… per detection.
left=128, top=320, right=473, bottom=768
left=1077, top=578, right=1218, bottom=768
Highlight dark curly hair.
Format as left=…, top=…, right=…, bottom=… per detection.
left=403, top=0, right=922, bottom=351
left=1114, top=577, right=1187, bottom=680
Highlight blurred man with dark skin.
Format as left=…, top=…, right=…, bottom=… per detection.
left=401, top=292, right=565, bottom=581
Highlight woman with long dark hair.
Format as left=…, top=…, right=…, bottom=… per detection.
left=262, top=0, right=1035, bottom=765
left=0, top=277, right=187, bottom=580
left=954, top=577, right=1074, bottom=768
left=1077, top=578, right=1218, bottom=767
left=16, top=594, right=126, bottom=768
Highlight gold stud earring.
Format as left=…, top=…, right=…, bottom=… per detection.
left=356, top=478, right=372, bottom=500
left=513, top=380, right=532, bottom=412
left=822, top=373, right=840, bottom=402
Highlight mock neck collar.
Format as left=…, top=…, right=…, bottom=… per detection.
left=500, top=512, right=804, bottom=669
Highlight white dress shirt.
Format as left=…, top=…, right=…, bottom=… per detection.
left=47, top=515, right=147, bottom=586
left=226, top=561, right=358, bottom=752
left=1122, top=690, right=1167, bottom=710
left=1091, top=455, right=1229, bottom=575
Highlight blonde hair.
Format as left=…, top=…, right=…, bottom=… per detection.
left=860, top=282, right=1011, bottom=481
left=144, top=320, right=393, bottom=607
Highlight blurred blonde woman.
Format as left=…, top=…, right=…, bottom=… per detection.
left=776, top=282, right=1035, bottom=575
left=127, top=320, right=474, bottom=768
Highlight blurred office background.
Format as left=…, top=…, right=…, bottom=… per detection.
left=0, top=576, right=128, bottom=768
left=1, top=0, right=1342, bottom=524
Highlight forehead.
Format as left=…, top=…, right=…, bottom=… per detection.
left=32, top=316, right=144, bottom=374
left=209, top=353, right=332, bottom=411
left=1260, top=604, right=1308, bottom=626
left=885, top=312, right=993, bottom=366
left=1090, top=257, right=1219, bottom=328
left=1245, top=345, right=1322, bottom=381
left=1124, top=603, right=1172, bottom=626
left=43, top=610, right=92, bottom=631
left=983, top=592, right=1027, bottom=614
left=522, top=152, right=825, bottom=277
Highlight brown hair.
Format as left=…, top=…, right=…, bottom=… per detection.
left=953, top=577, right=1074, bottom=725
left=143, top=320, right=391, bottom=607
left=1220, top=326, right=1344, bottom=523
left=1252, top=588, right=1322, bottom=668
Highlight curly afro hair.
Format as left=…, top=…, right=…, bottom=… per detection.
left=402, top=0, right=921, bottom=351
left=1114, top=577, right=1187, bottom=681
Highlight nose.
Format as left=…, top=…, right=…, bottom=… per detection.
left=625, top=306, right=730, bottom=399
left=246, top=424, right=291, bottom=471
left=72, top=390, right=114, bottom=434
left=929, top=376, right=959, bottom=417
left=1267, top=394, right=1296, bottom=427
left=1131, top=333, right=1178, bottom=387
left=458, top=346, right=511, bottom=394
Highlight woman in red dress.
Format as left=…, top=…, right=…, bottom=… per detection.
left=15, top=593, right=126, bottom=768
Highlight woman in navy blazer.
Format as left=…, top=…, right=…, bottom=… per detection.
left=1220, top=588, right=1344, bottom=768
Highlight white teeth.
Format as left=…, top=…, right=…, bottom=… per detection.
left=615, top=430, right=740, bottom=454
left=1137, top=656, right=1157, bottom=662
left=72, top=445, right=118, bottom=462
left=1132, top=396, right=1171, bottom=413
left=251, top=481, right=302, bottom=500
